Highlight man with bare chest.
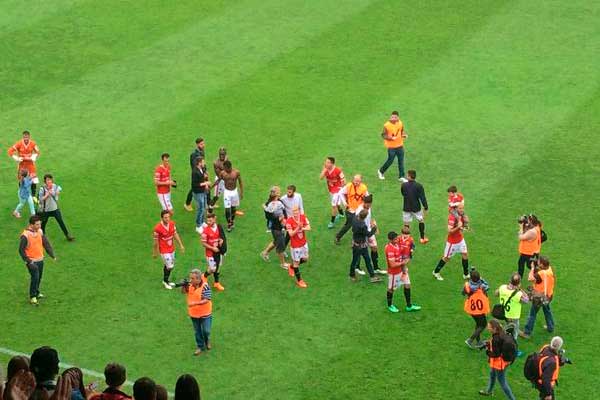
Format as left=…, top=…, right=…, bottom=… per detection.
left=218, top=160, right=243, bottom=231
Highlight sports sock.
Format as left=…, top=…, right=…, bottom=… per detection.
left=213, top=272, right=220, bottom=283
left=231, top=207, right=236, bottom=222
left=330, top=215, right=336, bottom=223
left=387, top=291, right=393, bottom=306
left=163, top=266, right=171, bottom=283
left=31, top=183, right=37, bottom=198
left=293, top=267, right=302, bottom=281
left=337, top=206, right=344, bottom=215
left=418, top=222, right=425, bottom=239
left=225, top=208, right=232, bottom=224
left=403, top=287, right=411, bottom=307
left=434, top=259, right=446, bottom=273
left=462, top=258, right=469, bottom=275
left=371, top=250, right=379, bottom=268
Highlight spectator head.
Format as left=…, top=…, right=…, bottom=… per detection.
left=326, top=156, right=335, bottom=166
left=218, top=147, right=227, bottom=157
left=407, top=170, right=416, bottom=180
left=269, top=186, right=281, bottom=200
left=174, top=374, right=201, bottom=400
left=155, top=385, right=169, bottom=400
left=538, top=256, right=550, bottom=269
left=352, top=175, right=362, bottom=185
left=286, top=185, right=296, bottom=196
left=550, top=336, right=564, bottom=352
left=363, top=194, right=373, bottom=205
left=401, top=226, right=410, bottom=236
left=195, top=156, right=204, bottom=167
left=510, top=273, right=521, bottom=286
left=487, top=319, right=504, bottom=335
left=387, top=231, right=398, bottom=242
left=195, top=138, right=204, bottom=147
left=30, top=346, right=59, bottom=383
left=447, top=185, right=457, bottom=193
left=390, top=111, right=399, bottom=122
left=43, top=174, right=54, bottom=184
left=133, top=377, right=156, bottom=400
left=469, top=269, right=481, bottom=283
left=104, top=363, right=127, bottom=388
left=22, top=131, right=31, bottom=144
left=161, top=153, right=170, bottom=163
left=358, top=209, right=369, bottom=220
left=62, top=367, right=85, bottom=396
left=6, top=355, right=30, bottom=383
left=29, top=215, right=42, bottom=229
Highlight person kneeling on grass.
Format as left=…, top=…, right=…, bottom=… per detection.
left=463, top=268, right=490, bottom=349
left=384, top=229, right=421, bottom=312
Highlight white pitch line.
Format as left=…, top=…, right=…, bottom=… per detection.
left=0, top=347, right=173, bottom=397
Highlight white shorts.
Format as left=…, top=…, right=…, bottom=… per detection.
left=403, top=210, right=424, bottom=223
left=388, top=272, right=410, bottom=290
left=206, top=255, right=223, bottom=272
left=291, top=244, right=309, bottom=262
left=329, top=192, right=346, bottom=207
left=444, top=239, right=468, bottom=258
left=367, top=235, right=378, bottom=247
left=223, top=188, right=240, bottom=208
left=160, top=252, right=175, bottom=269
left=157, top=193, right=173, bottom=211
left=214, top=177, right=225, bottom=196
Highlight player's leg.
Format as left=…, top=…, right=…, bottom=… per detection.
left=378, top=148, right=395, bottom=178
left=211, top=255, right=224, bottom=291
left=402, top=212, right=412, bottom=230
left=387, top=274, right=399, bottom=312
left=328, top=204, right=337, bottom=228
left=416, top=212, right=428, bottom=244
left=335, top=211, right=354, bottom=244
left=433, top=245, right=451, bottom=280
left=461, top=246, right=469, bottom=278
left=161, top=253, right=175, bottom=289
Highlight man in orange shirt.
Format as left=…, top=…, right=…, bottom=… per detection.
left=377, top=111, right=408, bottom=182
left=335, top=175, right=368, bottom=245
left=182, top=268, right=212, bottom=356
left=8, top=131, right=41, bottom=199
left=521, top=256, right=555, bottom=338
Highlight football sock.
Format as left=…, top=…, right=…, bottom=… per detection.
left=213, top=272, right=220, bottom=283
left=462, top=259, right=469, bottom=275
left=31, top=183, right=37, bottom=198
left=163, top=266, right=171, bottom=283
left=330, top=215, right=336, bottom=223
left=371, top=250, right=379, bottom=268
left=293, top=267, right=301, bottom=281
left=434, top=259, right=446, bottom=273
left=225, top=208, right=232, bottom=224
left=338, top=206, right=345, bottom=215
left=386, top=291, right=393, bottom=306
left=404, top=287, right=411, bottom=307
left=231, top=207, right=236, bottom=222
left=418, top=222, right=425, bottom=239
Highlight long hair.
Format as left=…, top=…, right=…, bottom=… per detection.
left=488, top=319, right=504, bottom=335
left=62, top=367, right=86, bottom=397
left=175, top=374, right=201, bottom=400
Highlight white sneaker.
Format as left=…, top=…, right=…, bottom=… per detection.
left=168, top=282, right=176, bottom=287
left=463, top=274, right=470, bottom=280
left=377, top=170, right=385, bottom=180
left=195, top=226, right=202, bottom=234
left=162, top=281, right=173, bottom=290
left=355, top=269, right=366, bottom=276
left=375, top=269, right=388, bottom=275
left=432, top=271, right=444, bottom=281
left=399, top=177, right=408, bottom=183
left=281, top=263, right=290, bottom=269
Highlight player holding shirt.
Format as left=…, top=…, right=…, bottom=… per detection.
left=155, top=153, right=176, bottom=215
left=385, top=229, right=421, bottom=313
left=432, top=204, right=470, bottom=281
left=198, top=213, right=227, bottom=291
left=153, top=210, right=185, bottom=289
left=285, top=207, right=310, bottom=288
left=319, top=157, right=346, bottom=228
left=8, top=131, right=41, bottom=199
left=216, top=160, right=243, bottom=231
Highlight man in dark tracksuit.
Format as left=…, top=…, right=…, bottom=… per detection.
left=349, top=209, right=382, bottom=283
left=400, top=169, right=429, bottom=244
left=184, top=138, right=205, bottom=211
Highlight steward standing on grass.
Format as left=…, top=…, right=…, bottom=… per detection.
left=335, top=175, right=368, bottom=245
left=463, top=268, right=490, bottom=349
left=183, top=268, right=213, bottom=356
left=377, top=111, right=408, bottom=182
left=19, top=215, right=56, bottom=305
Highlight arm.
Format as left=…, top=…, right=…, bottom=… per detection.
left=152, top=237, right=159, bottom=257
left=174, top=231, right=185, bottom=252
left=299, top=194, right=304, bottom=213
left=19, top=236, right=32, bottom=264
left=8, top=145, right=23, bottom=162
left=419, top=185, right=429, bottom=210
left=302, top=220, right=311, bottom=232
left=200, top=234, right=219, bottom=253
left=339, top=171, right=346, bottom=186
left=237, top=174, right=243, bottom=199
left=42, top=235, right=55, bottom=259
left=381, top=127, right=392, bottom=140
left=319, top=167, right=327, bottom=179
left=518, top=228, right=537, bottom=241
left=448, top=222, right=462, bottom=233
left=30, top=145, right=40, bottom=162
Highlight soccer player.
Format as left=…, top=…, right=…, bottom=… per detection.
left=355, top=195, right=386, bottom=275
left=319, top=157, right=346, bottom=228
left=154, top=153, right=176, bottom=215
left=153, top=210, right=185, bottom=289
left=433, top=203, right=470, bottom=281
left=208, top=147, right=228, bottom=212
left=335, top=175, right=368, bottom=245
left=184, top=138, right=205, bottom=212
left=285, top=207, right=309, bottom=288
left=197, top=213, right=226, bottom=291
left=385, top=229, right=421, bottom=312
left=8, top=131, right=41, bottom=199
left=448, top=185, right=469, bottom=229
left=401, top=170, right=429, bottom=244
left=377, top=111, right=408, bottom=182
left=216, top=160, right=243, bottom=231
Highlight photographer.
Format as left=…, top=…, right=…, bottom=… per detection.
left=517, top=215, right=542, bottom=277
left=181, top=269, right=212, bottom=356
left=537, top=336, right=568, bottom=399
left=494, top=273, right=529, bottom=353
left=521, top=256, right=555, bottom=338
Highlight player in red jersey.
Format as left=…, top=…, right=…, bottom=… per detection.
left=385, top=228, right=421, bottom=313
left=432, top=204, right=470, bottom=281
left=285, top=207, right=310, bottom=288
left=8, top=131, right=41, bottom=199
left=155, top=153, right=176, bottom=215
left=319, top=156, right=346, bottom=229
left=448, top=185, right=469, bottom=229
left=153, top=210, right=185, bottom=289
left=197, top=213, right=227, bottom=291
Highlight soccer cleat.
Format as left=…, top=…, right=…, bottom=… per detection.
left=30, top=297, right=38, bottom=305
left=355, top=268, right=366, bottom=276
left=193, top=349, right=203, bottom=356
left=388, top=305, right=400, bottom=313
left=419, top=237, right=429, bottom=244
left=12, top=211, right=21, bottom=218
left=369, top=276, right=383, bottom=283
left=406, top=304, right=421, bottom=312
left=213, top=282, right=225, bottom=291
left=465, top=338, right=475, bottom=349
left=260, top=251, right=270, bottom=262
left=374, top=269, right=388, bottom=275
left=478, top=390, right=492, bottom=396
left=296, top=280, right=308, bottom=288
left=183, top=203, right=193, bottom=212
left=235, top=210, right=244, bottom=216
left=37, top=293, right=45, bottom=299
left=399, top=177, right=408, bottom=183
left=432, top=271, right=444, bottom=281
left=377, top=170, right=385, bottom=180
left=518, top=331, right=531, bottom=339
left=327, top=222, right=334, bottom=229
left=463, top=274, right=470, bottom=280
left=168, top=282, right=176, bottom=287
left=162, top=281, right=173, bottom=290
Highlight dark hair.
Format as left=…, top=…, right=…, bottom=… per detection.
left=20, top=169, right=29, bottom=178
left=156, top=385, right=169, bottom=400
left=23, top=130, right=30, bottom=136
left=133, top=377, right=156, bottom=400
left=174, top=374, right=201, bottom=400
left=30, top=346, right=59, bottom=382
left=327, top=156, right=335, bottom=164
left=529, top=214, right=541, bottom=226
left=223, top=160, right=232, bottom=169
left=447, top=185, right=457, bottom=193
left=401, top=226, right=410, bottom=235
left=161, top=153, right=170, bottom=160
left=195, top=156, right=204, bottom=165
left=363, top=194, right=373, bottom=204
left=358, top=209, right=369, bottom=219
left=387, top=231, right=398, bottom=241
left=195, top=138, right=204, bottom=144
left=104, top=362, right=127, bottom=387
left=538, top=256, right=550, bottom=267
left=43, top=174, right=53, bottom=181
left=407, top=170, right=416, bottom=179
left=6, top=355, right=30, bottom=383
left=488, top=319, right=504, bottom=335
left=470, top=269, right=481, bottom=283
left=205, top=213, right=216, bottom=219
left=160, top=210, right=170, bottom=218
left=218, top=147, right=227, bottom=154
left=62, top=368, right=85, bottom=396
left=391, top=111, right=399, bottom=116
left=287, top=185, right=296, bottom=192
left=29, top=215, right=41, bottom=225
left=510, top=272, right=521, bottom=286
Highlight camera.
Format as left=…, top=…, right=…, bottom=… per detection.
left=559, top=349, right=573, bottom=365
left=518, top=215, right=529, bottom=224
left=173, top=279, right=189, bottom=288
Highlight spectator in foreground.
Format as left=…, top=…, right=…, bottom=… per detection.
left=30, top=346, right=60, bottom=399
left=174, top=375, right=201, bottom=400
left=133, top=377, right=156, bottom=400
left=6, top=356, right=30, bottom=385
left=62, top=368, right=87, bottom=400
left=90, top=363, right=131, bottom=400
left=155, top=385, right=168, bottom=400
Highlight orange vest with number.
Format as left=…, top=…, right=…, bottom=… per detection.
left=22, top=229, right=44, bottom=261
left=519, top=226, right=541, bottom=255
left=463, top=283, right=490, bottom=315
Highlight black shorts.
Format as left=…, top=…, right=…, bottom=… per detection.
left=271, top=229, right=286, bottom=253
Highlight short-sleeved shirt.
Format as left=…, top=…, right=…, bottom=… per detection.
left=383, top=120, right=404, bottom=148
left=385, top=243, right=403, bottom=274
left=398, top=235, right=415, bottom=259
left=286, top=215, right=309, bottom=248
left=153, top=221, right=176, bottom=254
left=447, top=214, right=464, bottom=244
left=280, top=193, right=304, bottom=216
left=325, top=167, right=344, bottom=194
left=155, top=164, right=171, bottom=194
left=200, top=223, right=221, bottom=257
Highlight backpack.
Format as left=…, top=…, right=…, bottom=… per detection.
left=524, top=352, right=542, bottom=382
left=500, top=333, right=517, bottom=364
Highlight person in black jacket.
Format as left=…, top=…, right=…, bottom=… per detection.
left=400, top=170, right=429, bottom=244
left=349, top=209, right=382, bottom=283
left=184, top=138, right=205, bottom=211
left=479, top=319, right=516, bottom=399
left=191, top=156, right=210, bottom=228
left=537, top=337, right=566, bottom=400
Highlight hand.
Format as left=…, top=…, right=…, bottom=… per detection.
left=180, top=246, right=185, bottom=253
left=49, top=375, right=72, bottom=400
left=4, top=370, right=36, bottom=400
left=213, top=246, right=220, bottom=253
left=18, top=157, right=24, bottom=162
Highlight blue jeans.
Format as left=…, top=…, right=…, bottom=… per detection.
left=524, top=301, right=554, bottom=335
left=15, top=195, right=35, bottom=215
left=486, top=368, right=516, bottom=400
left=193, top=192, right=207, bottom=227
left=379, top=146, right=405, bottom=178
left=27, top=261, right=44, bottom=298
left=191, top=315, right=212, bottom=350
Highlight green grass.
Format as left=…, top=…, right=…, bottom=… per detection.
left=1, top=0, right=599, bottom=398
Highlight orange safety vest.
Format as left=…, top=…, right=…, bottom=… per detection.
left=537, top=345, right=560, bottom=387
left=187, top=279, right=212, bottom=318
left=519, top=226, right=541, bottom=255
left=346, top=183, right=368, bottom=212
left=533, top=267, right=555, bottom=298
left=22, top=229, right=44, bottom=261
left=463, top=283, right=490, bottom=315
left=383, top=120, right=404, bottom=149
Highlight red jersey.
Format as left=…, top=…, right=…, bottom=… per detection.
left=200, top=223, right=221, bottom=257
left=325, top=167, right=344, bottom=194
left=153, top=221, right=176, bottom=254
left=447, top=213, right=464, bottom=244
left=286, top=214, right=309, bottom=248
left=448, top=192, right=464, bottom=210
left=8, top=139, right=39, bottom=176
left=154, top=164, right=171, bottom=194
left=385, top=243, right=403, bottom=275
left=398, top=235, right=415, bottom=260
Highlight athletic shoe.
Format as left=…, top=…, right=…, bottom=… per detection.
left=193, top=349, right=203, bottom=356
left=334, top=237, right=341, bottom=245
left=12, top=211, right=21, bottom=218
left=399, top=177, right=408, bottom=183
left=206, top=340, right=212, bottom=350
left=281, top=263, right=290, bottom=269
left=419, top=237, right=429, bottom=244
left=375, top=269, right=388, bottom=275
left=235, top=210, right=244, bottom=216
left=30, top=297, right=38, bottom=305
left=327, top=222, right=334, bottom=229
left=432, top=271, right=444, bottom=281
left=162, top=281, right=173, bottom=290
left=355, top=269, right=366, bottom=276
left=406, top=304, right=421, bottom=312
left=369, top=276, right=382, bottom=283
left=335, top=213, right=343, bottom=221
left=296, top=280, right=308, bottom=288
left=462, top=274, right=470, bottom=280
left=37, top=293, right=45, bottom=299
left=67, top=236, right=75, bottom=242
left=168, top=282, right=176, bottom=287
left=260, top=251, right=270, bottom=262
left=518, top=332, right=531, bottom=339
left=478, top=390, right=492, bottom=396
left=377, top=170, right=385, bottom=180
left=388, top=305, right=400, bottom=313
left=465, top=338, right=475, bottom=349
left=213, top=282, right=225, bottom=291
left=183, top=203, right=193, bottom=212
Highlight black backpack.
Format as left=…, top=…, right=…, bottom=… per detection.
left=524, top=352, right=542, bottom=382
left=217, top=223, right=228, bottom=255
left=500, top=333, right=517, bottom=364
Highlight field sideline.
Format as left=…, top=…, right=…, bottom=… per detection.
left=1, top=1, right=599, bottom=399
